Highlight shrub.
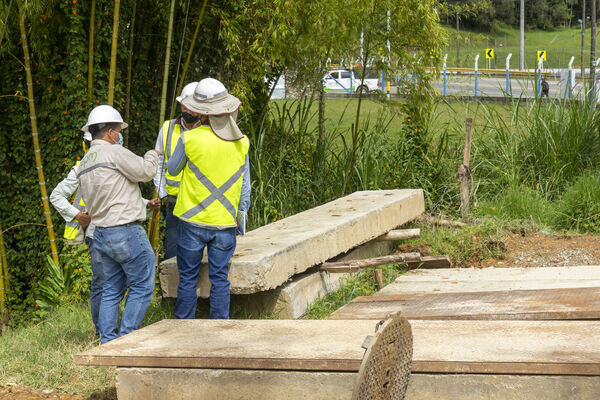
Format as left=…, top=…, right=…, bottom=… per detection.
left=554, top=172, right=600, bottom=233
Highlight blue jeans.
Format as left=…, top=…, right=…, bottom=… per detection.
left=85, top=237, right=104, bottom=337
left=94, top=223, right=155, bottom=343
left=175, top=220, right=236, bottom=319
left=164, top=196, right=179, bottom=260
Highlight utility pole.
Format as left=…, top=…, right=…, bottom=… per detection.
left=456, top=12, right=460, bottom=67
left=387, top=8, right=390, bottom=100
left=590, top=0, right=597, bottom=102
left=582, top=0, right=587, bottom=86
left=519, top=0, right=524, bottom=70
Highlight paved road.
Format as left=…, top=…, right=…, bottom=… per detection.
left=431, top=75, right=591, bottom=100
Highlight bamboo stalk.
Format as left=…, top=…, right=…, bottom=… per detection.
left=124, top=0, right=137, bottom=148
left=0, top=0, right=13, bottom=49
left=159, top=0, right=176, bottom=126
left=0, top=222, right=8, bottom=334
left=0, top=222, right=9, bottom=295
left=148, top=0, right=176, bottom=254
left=170, top=0, right=208, bottom=116
left=107, top=0, right=121, bottom=105
left=87, top=0, right=95, bottom=100
left=18, top=1, right=60, bottom=266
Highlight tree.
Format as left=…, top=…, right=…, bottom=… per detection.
left=438, top=1, right=492, bottom=66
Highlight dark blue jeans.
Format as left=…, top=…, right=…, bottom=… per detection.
left=164, top=195, right=179, bottom=260
left=175, top=220, right=236, bottom=319
left=94, top=223, right=155, bottom=343
left=85, top=236, right=104, bottom=337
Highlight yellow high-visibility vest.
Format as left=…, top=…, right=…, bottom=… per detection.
left=162, top=119, right=183, bottom=196
left=64, top=161, right=86, bottom=242
left=174, top=126, right=249, bottom=227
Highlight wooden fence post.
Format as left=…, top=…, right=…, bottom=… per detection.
left=459, top=118, right=473, bottom=216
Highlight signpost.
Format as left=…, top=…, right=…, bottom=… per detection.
left=537, top=50, right=546, bottom=62
left=486, top=48, right=494, bottom=69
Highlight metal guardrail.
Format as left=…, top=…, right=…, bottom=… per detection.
left=427, top=67, right=551, bottom=77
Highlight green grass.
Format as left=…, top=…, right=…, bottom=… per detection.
left=304, top=264, right=409, bottom=319
left=0, top=298, right=174, bottom=397
left=271, top=98, right=513, bottom=145
left=444, top=25, right=589, bottom=69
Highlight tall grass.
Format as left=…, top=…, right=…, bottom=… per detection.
left=245, top=96, right=457, bottom=229
left=474, top=97, right=600, bottom=200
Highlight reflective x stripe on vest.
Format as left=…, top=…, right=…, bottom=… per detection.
left=162, top=119, right=183, bottom=196
left=174, top=126, right=249, bottom=227
left=179, top=160, right=245, bottom=220
left=64, top=162, right=86, bottom=241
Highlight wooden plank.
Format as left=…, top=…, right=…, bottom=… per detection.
left=375, top=228, right=420, bottom=241
left=330, top=287, right=600, bottom=320
left=320, top=253, right=421, bottom=273
left=378, top=266, right=600, bottom=295
left=405, top=255, right=451, bottom=269
left=75, top=319, right=600, bottom=376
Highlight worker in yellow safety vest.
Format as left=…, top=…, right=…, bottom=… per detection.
left=153, top=82, right=198, bottom=260
left=167, top=78, right=250, bottom=319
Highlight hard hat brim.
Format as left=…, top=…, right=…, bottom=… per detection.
left=81, top=121, right=128, bottom=133
left=181, top=92, right=241, bottom=116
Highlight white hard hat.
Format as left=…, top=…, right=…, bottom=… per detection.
left=194, top=78, right=227, bottom=100
left=181, top=78, right=243, bottom=141
left=176, top=82, right=198, bottom=103
left=81, top=105, right=128, bottom=133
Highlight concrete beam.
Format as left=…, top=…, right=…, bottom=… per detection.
left=160, top=189, right=424, bottom=297
left=116, top=368, right=600, bottom=400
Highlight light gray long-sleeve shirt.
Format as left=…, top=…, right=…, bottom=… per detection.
left=167, top=135, right=251, bottom=212
left=50, top=165, right=95, bottom=240
left=76, top=140, right=158, bottom=227
left=153, top=118, right=191, bottom=199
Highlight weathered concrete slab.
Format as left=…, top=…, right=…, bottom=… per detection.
left=203, top=240, right=397, bottom=319
left=379, top=266, right=600, bottom=295
left=116, top=368, right=600, bottom=400
left=116, top=368, right=356, bottom=400
left=330, top=287, right=600, bottom=320
left=76, top=319, right=600, bottom=375
left=272, top=240, right=396, bottom=319
left=159, top=189, right=424, bottom=297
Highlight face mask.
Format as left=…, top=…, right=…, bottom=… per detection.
left=181, top=112, right=199, bottom=124
left=111, top=130, right=123, bottom=146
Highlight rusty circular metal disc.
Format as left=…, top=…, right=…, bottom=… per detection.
left=352, top=312, right=413, bottom=400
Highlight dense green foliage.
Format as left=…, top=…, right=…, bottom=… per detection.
left=441, top=0, right=581, bottom=31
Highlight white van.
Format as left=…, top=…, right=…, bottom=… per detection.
left=323, top=68, right=380, bottom=93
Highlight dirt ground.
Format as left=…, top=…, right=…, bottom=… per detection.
left=475, top=231, right=600, bottom=269
left=3, top=232, right=600, bottom=399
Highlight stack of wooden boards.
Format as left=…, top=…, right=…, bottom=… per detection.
left=330, top=265, right=600, bottom=399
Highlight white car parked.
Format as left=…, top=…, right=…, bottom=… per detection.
left=323, top=68, right=380, bottom=94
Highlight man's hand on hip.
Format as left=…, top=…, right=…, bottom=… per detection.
left=75, top=212, right=91, bottom=229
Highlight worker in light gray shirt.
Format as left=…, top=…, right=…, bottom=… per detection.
left=50, top=131, right=101, bottom=335
left=76, top=105, right=160, bottom=343
left=51, top=130, right=160, bottom=338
